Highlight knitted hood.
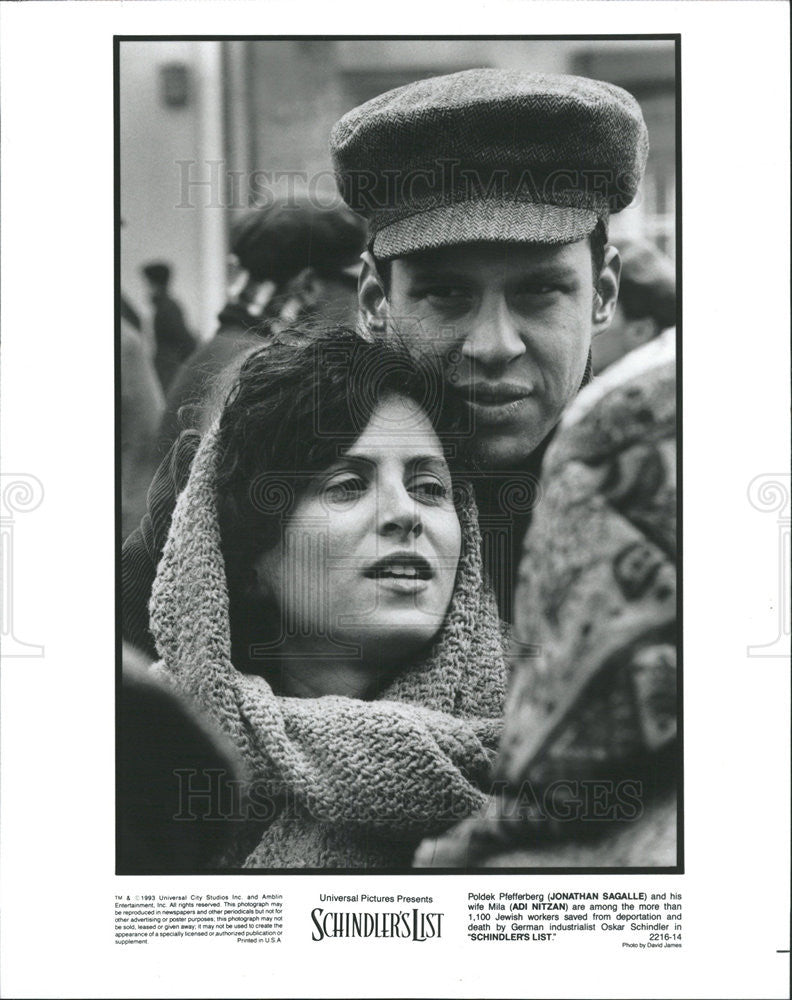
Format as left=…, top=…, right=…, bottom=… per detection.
left=149, top=422, right=508, bottom=869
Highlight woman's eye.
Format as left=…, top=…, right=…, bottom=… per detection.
left=410, top=478, right=450, bottom=502
left=324, top=477, right=366, bottom=501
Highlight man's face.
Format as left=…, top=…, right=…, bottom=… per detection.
left=382, top=241, right=599, bottom=468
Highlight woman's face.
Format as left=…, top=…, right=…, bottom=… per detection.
left=253, top=394, right=462, bottom=672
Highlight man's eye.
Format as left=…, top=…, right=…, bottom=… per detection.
left=324, top=476, right=366, bottom=500
left=517, top=284, right=558, bottom=297
left=424, top=286, right=471, bottom=305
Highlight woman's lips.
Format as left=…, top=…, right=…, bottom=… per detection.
left=362, top=553, right=433, bottom=593
left=374, top=576, right=430, bottom=595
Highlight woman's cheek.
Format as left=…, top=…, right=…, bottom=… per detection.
left=432, top=507, right=462, bottom=602
left=325, top=499, right=374, bottom=558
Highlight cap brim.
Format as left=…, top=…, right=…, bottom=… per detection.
left=372, top=201, right=599, bottom=260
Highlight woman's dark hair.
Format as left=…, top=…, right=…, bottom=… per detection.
left=215, top=326, right=463, bottom=679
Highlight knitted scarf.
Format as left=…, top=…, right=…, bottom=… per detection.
left=149, top=422, right=508, bottom=869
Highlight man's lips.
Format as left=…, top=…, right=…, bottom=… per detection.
left=448, top=381, right=536, bottom=426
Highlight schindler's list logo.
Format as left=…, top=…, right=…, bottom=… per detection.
left=311, top=907, right=443, bottom=942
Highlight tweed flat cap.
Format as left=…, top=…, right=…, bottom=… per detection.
left=331, top=68, right=649, bottom=260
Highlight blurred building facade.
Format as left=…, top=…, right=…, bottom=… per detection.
left=120, top=39, right=676, bottom=341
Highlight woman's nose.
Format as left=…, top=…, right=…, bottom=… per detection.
left=378, top=481, right=423, bottom=538
left=460, top=295, right=526, bottom=370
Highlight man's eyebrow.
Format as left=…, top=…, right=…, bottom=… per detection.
left=403, top=265, right=475, bottom=282
left=512, top=262, right=580, bottom=281
left=404, top=261, right=580, bottom=282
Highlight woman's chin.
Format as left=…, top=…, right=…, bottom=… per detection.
left=345, top=615, right=446, bottom=664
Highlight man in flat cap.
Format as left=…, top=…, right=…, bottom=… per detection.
left=332, top=68, right=650, bottom=615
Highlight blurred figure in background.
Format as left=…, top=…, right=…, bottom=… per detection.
left=158, top=196, right=366, bottom=452
left=141, top=261, right=197, bottom=392
left=120, top=643, right=252, bottom=872
left=120, top=291, right=143, bottom=334
left=591, top=238, right=676, bottom=375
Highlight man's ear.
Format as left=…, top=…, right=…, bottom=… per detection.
left=358, top=251, right=389, bottom=335
left=592, top=245, right=621, bottom=334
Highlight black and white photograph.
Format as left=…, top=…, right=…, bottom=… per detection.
left=1, top=4, right=789, bottom=998
left=118, top=37, right=680, bottom=873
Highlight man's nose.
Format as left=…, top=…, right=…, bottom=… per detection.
left=460, top=296, right=526, bottom=370
left=378, top=479, right=423, bottom=539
